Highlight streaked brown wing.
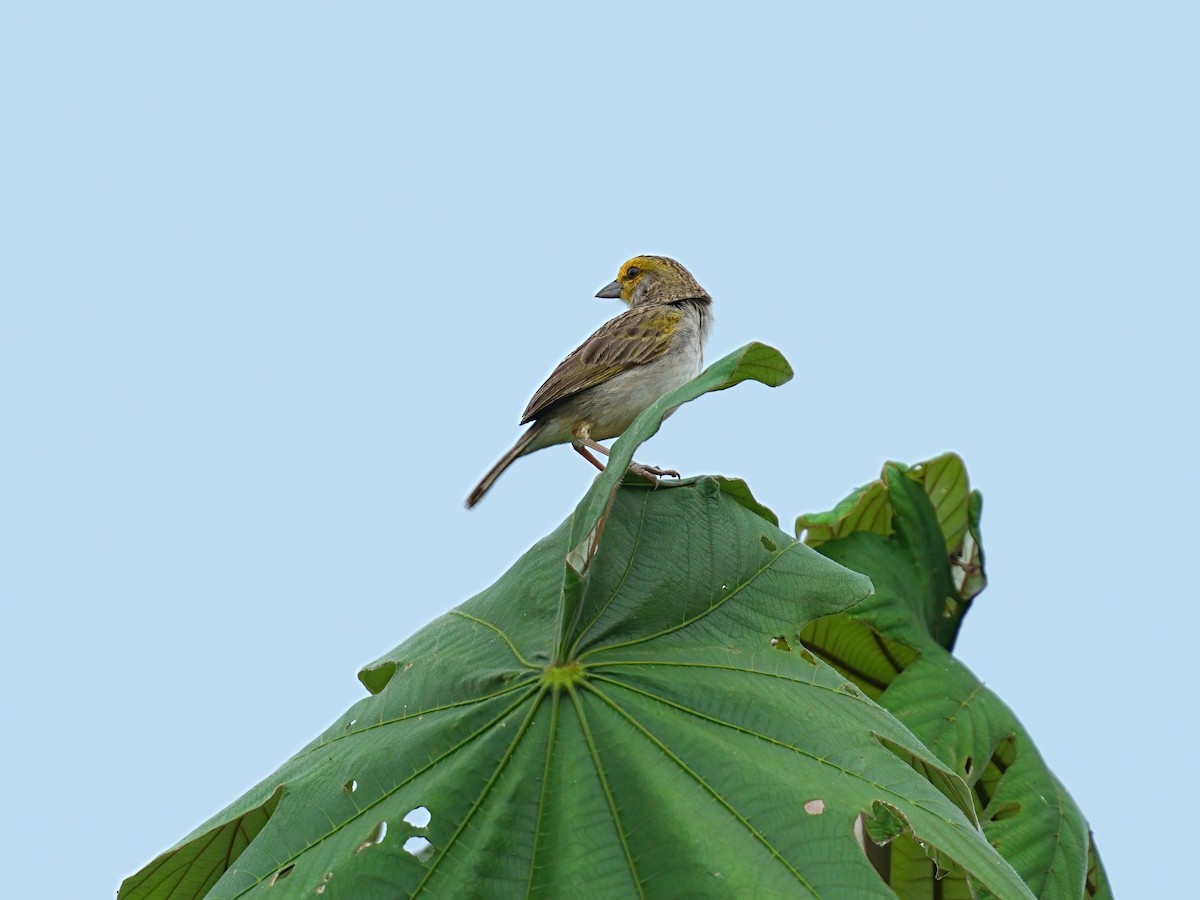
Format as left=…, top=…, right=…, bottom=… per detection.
left=520, top=304, right=681, bottom=424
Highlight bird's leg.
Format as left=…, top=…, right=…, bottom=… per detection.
left=573, top=442, right=607, bottom=473
left=572, top=424, right=680, bottom=484
left=571, top=423, right=622, bottom=477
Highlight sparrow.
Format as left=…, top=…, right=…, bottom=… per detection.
left=466, top=255, right=712, bottom=508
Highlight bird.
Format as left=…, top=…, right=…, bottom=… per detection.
left=465, top=255, right=713, bottom=508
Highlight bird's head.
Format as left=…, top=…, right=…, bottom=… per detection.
left=595, top=255, right=711, bottom=307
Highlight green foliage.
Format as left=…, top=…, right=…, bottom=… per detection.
left=120, top=347, right=1107, bottom=899
left=796, top=455, right=1112, bottom=899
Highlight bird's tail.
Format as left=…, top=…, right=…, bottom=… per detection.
left=465, top=423, right=545, bottom=509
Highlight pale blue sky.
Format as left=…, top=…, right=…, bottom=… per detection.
left=3, top=4, right=1196, bottom=896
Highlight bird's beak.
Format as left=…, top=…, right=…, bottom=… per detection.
left=595, top=280, right=622, bottom=299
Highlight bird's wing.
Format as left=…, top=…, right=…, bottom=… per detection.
left=520, top=304, right=682, bottom=424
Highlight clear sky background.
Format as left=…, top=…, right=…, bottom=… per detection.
left=3, top=4, right=1196, bottom=897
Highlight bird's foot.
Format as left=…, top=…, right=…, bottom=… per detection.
left=628, top=461, right=681, bottom=484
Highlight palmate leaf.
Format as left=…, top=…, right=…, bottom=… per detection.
left=120, top=351, right=1033, bottom=899
left=796, top=457, right=1111, bottom=899
left=121, top=483, right=1031, bottom=899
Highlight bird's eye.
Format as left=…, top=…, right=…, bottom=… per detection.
left=625, top=266, right=641, bottom=279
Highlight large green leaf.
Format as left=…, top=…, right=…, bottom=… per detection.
left=796, top=458, right=1110, bottom=898
left=121, top=477, right=1032, bottom=899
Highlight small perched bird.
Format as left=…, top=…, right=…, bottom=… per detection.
left=466, top=255, right=713, bottom=508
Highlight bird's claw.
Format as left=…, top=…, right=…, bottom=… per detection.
left=643, top=465, right=681, bottom=479
left=628, top=462, right=681, bottom=484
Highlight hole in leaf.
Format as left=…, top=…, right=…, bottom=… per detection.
left=769, top=635, right=791, bottom=651
left=798, top=647, right=817, bottom=665
left=803, top=798, right=825, bottom=815
left=760, top=535, right=777, bottom=552
left=974, top=734, right=1017, bottom=814
left=269, top=864, right=295, bottom=886
left=403, top=806, right=432, bottom=828
left=355, top=820, right=388, bottom=853
left=988, top=801, right=1022, bottom=822
left=862, top=801, right=955, bottom=883
left=859, top=801, right=955, bottom=885
left=343, top=779, right=357, bottom=793
left=963, top=756, right=973, bottom=777
left=403, top=836, right=435, bottom=862
left=857, top=810, right=892, bottom=884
